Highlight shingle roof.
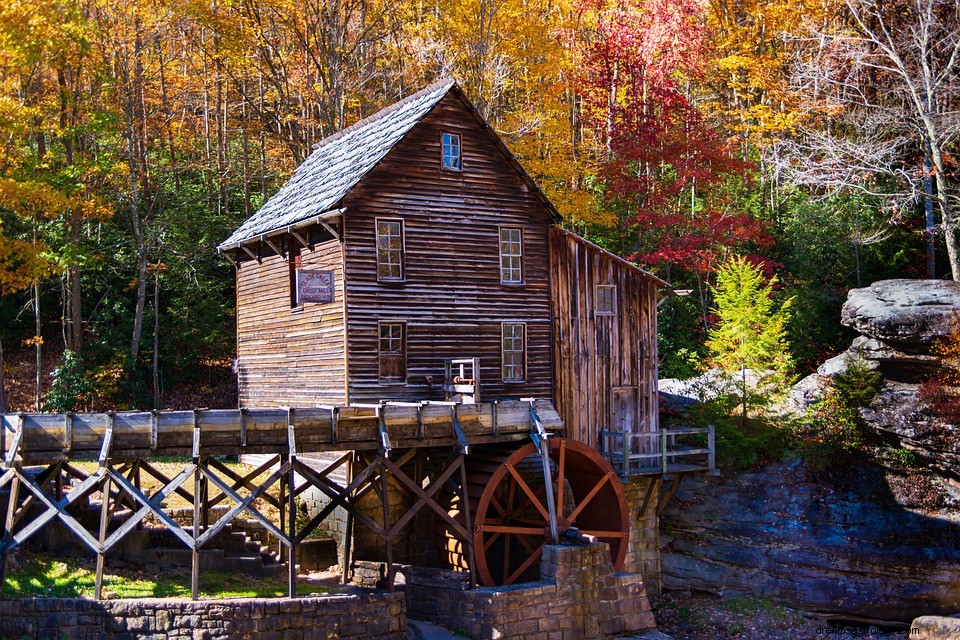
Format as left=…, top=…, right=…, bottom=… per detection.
left=218, top=79, right=456, bottom=249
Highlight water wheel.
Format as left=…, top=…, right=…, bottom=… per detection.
left=440, top=438, right=629, bottom=587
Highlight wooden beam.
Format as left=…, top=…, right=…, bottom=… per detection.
left=657, top=476, right=682, bottom=515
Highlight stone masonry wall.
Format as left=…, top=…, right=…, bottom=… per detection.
left=622, top=476, right=661, bottom=596
left=403, top=543, right=655, bottom=640
left=0, top=591, right=405, bottom=640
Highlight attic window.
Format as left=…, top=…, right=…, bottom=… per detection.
left=376, top=218, right=404, bottom=281
left=596, top=285, right=616, bottom=316
left=442, top=132, right=461, bottom=171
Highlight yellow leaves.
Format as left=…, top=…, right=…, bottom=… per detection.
left=21, top=336, right=43, bottom=347
left=0, top=228, right=54, bottom=295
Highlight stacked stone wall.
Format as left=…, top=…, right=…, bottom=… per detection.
left=0, top=592, right=405, bottom=640
left=403, top=543, right=655, bottom=640
left=622, top=476, right=661, bottom=596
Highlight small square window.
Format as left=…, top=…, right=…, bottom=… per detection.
left=442, top=132, right=461, bottom=171
left=596, top=285, right=616, bottom=316
left=502, top=323, right=526, bottom=382
left=499, top=227, right=523, bottom=284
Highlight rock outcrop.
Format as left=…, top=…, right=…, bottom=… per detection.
left=659, top=462, right=960, bottom=624
left=789, top=279, right=960, bottom=467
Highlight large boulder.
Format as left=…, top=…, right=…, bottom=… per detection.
left=841, top=279, right=960, bottom=351
left=660, top=462, right=960, bottom=624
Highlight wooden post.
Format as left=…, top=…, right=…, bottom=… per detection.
left=287, top=413, right=297, bottom=598
left=1, top=472, right=21, bottom=594
left=661, top=429, right=668, bottom=475
left=191, top=419, right=201, bottom=600
left=380, top=457, right=394, bottom=592
left=278, top=455, right=287, bottom=563
left=708, top=424, right=716, bottom=473
left=458, top=456, right=476, bottom=589
left=340, top=452, right=354, bottom=585
left=95, top=472, right=111, bottom=600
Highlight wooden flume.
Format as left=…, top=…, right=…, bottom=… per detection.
left=0, top=399, right=563, bottom=599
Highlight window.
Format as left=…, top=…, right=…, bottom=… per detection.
left=379, top=323, right=406, bottom=383
left=376, top=219, right=404, bottom=281
left=499, top=227, right=523, bottom=284
left=288, top=240, right=302, bottom=309
left=501, top=323, right=526, bottom=382
left=441, top=132, right=461, bottom=171
left=596, top=285, right=616, bottom=316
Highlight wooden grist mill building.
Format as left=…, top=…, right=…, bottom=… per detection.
left=0, top=80, right=714, bottom=637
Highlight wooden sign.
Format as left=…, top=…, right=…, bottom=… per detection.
left=297, top=270, right=335, bottom=303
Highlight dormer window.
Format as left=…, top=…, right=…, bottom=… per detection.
left=441, top=132, right=461, bottom=171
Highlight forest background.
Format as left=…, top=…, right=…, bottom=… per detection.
left=0, top=0, right=957, bottom=412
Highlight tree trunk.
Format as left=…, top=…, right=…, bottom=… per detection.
left=34, top=282, right=42, bottom=411
left=152, top=269, right=161, bottom=409
left=0, top=337, right=7, bottom=414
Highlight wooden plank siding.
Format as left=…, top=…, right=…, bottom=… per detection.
left=549, top=228, right=661, bottom=449
left=340, top=93, right=554, bottom=402
left=235, top=236, right=347, bottom=407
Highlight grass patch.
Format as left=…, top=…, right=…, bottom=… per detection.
left=2, top=553, right=331, bottom=600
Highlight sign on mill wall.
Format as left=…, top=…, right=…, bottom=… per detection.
left=297, top=270, right=335, bottom=304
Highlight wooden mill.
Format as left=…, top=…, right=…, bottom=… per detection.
left=0, top=79, right=714, bottom=599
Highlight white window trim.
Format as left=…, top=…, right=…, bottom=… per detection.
left=441, top=131, right=462, bottom=171
left=499, top=226, right=524, bottom=285
left=376, top=217, right=405, bottom=282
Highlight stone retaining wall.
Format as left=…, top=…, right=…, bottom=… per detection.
left=0, top=591, right=405, bottom=640
left=622, top=476, right=661, bottom=596
left=402, top=543, right=655, bottom=640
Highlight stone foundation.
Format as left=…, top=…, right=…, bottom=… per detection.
left=0, top=591, right=405, bottom=640
left=402, top=543, right=655, bottom=640
left=622, top=476, right=661, bottom=596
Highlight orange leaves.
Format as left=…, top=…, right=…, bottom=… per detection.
left=0, top=231, right=53, bottom=295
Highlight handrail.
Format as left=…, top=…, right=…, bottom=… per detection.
left=599, top=425, right=716, bottom=478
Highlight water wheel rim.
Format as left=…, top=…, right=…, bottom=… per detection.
left=471, top=438, right=629, bottom=587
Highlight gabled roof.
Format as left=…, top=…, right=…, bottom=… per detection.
left=218, top=79, right=456, bottom=249
left=219, top=78, right=561, bottom=251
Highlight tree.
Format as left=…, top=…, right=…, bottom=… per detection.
left=706, top=255, right=794, bottom=422
left=781, top=0, right=960, bottom=279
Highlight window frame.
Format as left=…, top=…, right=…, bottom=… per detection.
left=498, top=226, right=524, bottom=285
left=595, top=284, right=616, bottom=316
left=378, top=322, right=407, bottom=384
left=441, top=131, right=462, bottom=172
left=501, top=322, right=527, bottom=383
left=375, top=217, right=405, bottom=282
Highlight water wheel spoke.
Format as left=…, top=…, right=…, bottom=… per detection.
left=580, top=529, right=628, bottom=539
left=505, top=464, right=550, bottom=522
left=481, top=524, right=544, bottom=536
left=513, top=533, right=539, bottom=555
left=489, top=494, right=507, bottom=517
left=483, top=531, right=502, bottom=551
left=504, top=543, right=544, bottom=586
left=567, top=473, right=612, bottom=523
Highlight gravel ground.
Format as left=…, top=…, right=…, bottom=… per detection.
left=652, top=592, right=913, bottom=640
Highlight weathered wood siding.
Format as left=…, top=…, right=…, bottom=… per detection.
left=236, top=237, right=346, bottom=407
left=549, top=228, right=660, bottom=449
left=341, top=93, right=554, bottom=402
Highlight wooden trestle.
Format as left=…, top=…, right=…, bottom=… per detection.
left=0, top=399, right=562, bottom=599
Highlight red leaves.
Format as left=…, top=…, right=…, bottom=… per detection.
left=573, top=0, right=769, bottom=276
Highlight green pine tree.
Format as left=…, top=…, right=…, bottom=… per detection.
left=706, top=256, right=794, bottom=423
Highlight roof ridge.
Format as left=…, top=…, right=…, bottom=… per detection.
left=314, top=78, right=456, bottom=150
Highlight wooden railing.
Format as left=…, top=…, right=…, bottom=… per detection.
left=599, top=426, right=716, bottom=478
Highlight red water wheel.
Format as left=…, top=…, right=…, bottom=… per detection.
left=455, top=438, right=630, bottom=587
